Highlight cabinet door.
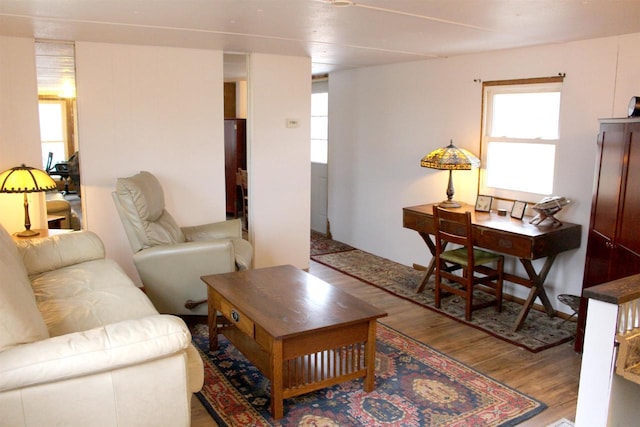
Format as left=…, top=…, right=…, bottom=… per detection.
left=224, top=119, right=247, bottom=215
left=582, top=125, right=626, bottom=285
left=583, top=231, right=613, bottom=287
left=614, top=123, right=640, bottom=278
left=591, top=124, right=626, bottom=241
left=224, top=120, right=238, bottom=214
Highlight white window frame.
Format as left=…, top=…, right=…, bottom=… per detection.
left=311, top=79, right=328, bottom=164
left=479, top=77, right=563, bottom=202
left=38, top=99, right=68, bottom=169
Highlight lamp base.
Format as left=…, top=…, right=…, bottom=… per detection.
left=438, top=200, right=461, bottom=209
left=16, top=229, right=40, bottom=238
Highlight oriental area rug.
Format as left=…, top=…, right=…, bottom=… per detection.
left=190, top=322, right=546, bottom=427
left=310, top=231, right=576, bottom=353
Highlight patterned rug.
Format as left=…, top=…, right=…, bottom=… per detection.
left=310, top=230, right=354, bottom=256
left=191, top=322, right=546, bottom=426
left=310, top=235, right=576, bottom=352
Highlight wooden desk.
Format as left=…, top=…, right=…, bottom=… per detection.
left=403, top=203, right=581, bottom=331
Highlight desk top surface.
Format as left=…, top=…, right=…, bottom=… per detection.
left=404, top=203, right=581, bottom=238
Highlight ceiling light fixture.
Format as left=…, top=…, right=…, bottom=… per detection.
left=325, top=0, right=354, bottom=7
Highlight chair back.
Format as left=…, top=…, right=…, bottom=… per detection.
left=236, top=168, right=248, bottom=229
left=433, top=206, right=474, bottom=266
left=236, top=168, right=248, bottom=192
left=45, top=152, right=54, bottom=173
left=112, top=171, right=185, bottom=253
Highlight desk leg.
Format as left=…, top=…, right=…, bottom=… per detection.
left=415, top=233, right=436, bottom=293
left=513, top=256, right=558, bottom=331
left=415, top=233, right=457, bottom=294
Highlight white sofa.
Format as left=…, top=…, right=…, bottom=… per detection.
left=0, top=225, right=204, bottom=427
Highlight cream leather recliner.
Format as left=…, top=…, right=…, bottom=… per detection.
left=112, top=171, right=253, bottom=315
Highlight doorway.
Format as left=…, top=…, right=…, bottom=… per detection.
left=35, top=40, right=83, bottom=230
left=311, top=77, right=329, bottom=234
left=224, top=54, right=249, bottom=230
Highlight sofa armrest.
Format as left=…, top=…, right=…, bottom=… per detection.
left=0, top=315, right=190, bottom=392
left=16, top=231, right=105, bottom=277
left=181, top=218, right=242, bottom=241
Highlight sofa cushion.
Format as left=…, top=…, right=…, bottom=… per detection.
left=0, top=226, right=49, bottom=351
left=31, top=259, right=159, bottom=337
left=115, top=171, right=186, bottom=248
left=16, top=231, right=105, bottom=277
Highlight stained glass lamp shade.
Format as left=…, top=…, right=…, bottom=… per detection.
left=421, top=140, right=480, bottom=208
left=0, top=164, right=57, bottom=237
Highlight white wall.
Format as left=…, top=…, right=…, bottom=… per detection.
left=0, top=37, right=312, bottom=281
left=75, top=45, right=312, bottom=279
left=248, top=53, right=311, bottom=269
left=75, top=42, right=225, bottom=282
left=328, top=33, right=640, bottom=312
left=0, top=36, right=47, bottom=234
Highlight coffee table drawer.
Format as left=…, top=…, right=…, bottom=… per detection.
left=220, top=298, right=254, bottom=338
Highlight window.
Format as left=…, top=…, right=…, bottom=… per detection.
left=311, top=80, right=328, bottom=164
left=39, top=100, right=68, bottom=169
left=480, top=77, right=563, bottom=201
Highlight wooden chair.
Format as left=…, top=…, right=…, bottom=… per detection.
left=433, top=206, right=504, bottom=321
left=236, top=168, right=248, bottom=231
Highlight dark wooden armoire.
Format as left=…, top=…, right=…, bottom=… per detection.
left=224, top=118, right=246, bottom=216
left=575, top=117, right=640, bottom=351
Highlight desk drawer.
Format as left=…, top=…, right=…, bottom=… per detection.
left=220, top=298, right=254, bottom=338
left=403, top=210, right=433, bottom=233
left=475, top=229, right=532, bottom=259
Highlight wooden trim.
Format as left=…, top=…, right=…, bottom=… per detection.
left=482, top=75, right=565, bottom=87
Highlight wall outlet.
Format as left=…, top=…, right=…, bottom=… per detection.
left=286, top=118, right=299, bottom=128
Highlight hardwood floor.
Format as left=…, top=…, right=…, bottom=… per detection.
left=190, top=260, right=581, bottom=426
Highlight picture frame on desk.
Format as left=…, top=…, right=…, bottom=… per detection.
left=475, top=195, right=493, bottom=212
left=511, top=201, right=527, bottom=220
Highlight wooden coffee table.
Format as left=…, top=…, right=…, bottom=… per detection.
left=201, top=264, right=387, bottom=419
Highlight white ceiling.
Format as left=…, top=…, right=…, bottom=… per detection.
left=3, top=0, right=640, bottom=81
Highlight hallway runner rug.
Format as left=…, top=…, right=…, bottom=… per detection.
left=310, top=234, right=576, bottom=352
left=191, top=322, right=546, bottom=427
left=310, top=230, right=355, bottom=256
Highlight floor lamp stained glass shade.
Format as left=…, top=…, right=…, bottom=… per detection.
left=0, top=164, right=57, bottom=237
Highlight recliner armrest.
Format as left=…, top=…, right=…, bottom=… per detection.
left=133, top=239, right=236, bottom=272
left=0, top=315, right=190, bottom=392
left=181, top=218, right=242, bottom=241
left=232, top=238, right=253, bottom=270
